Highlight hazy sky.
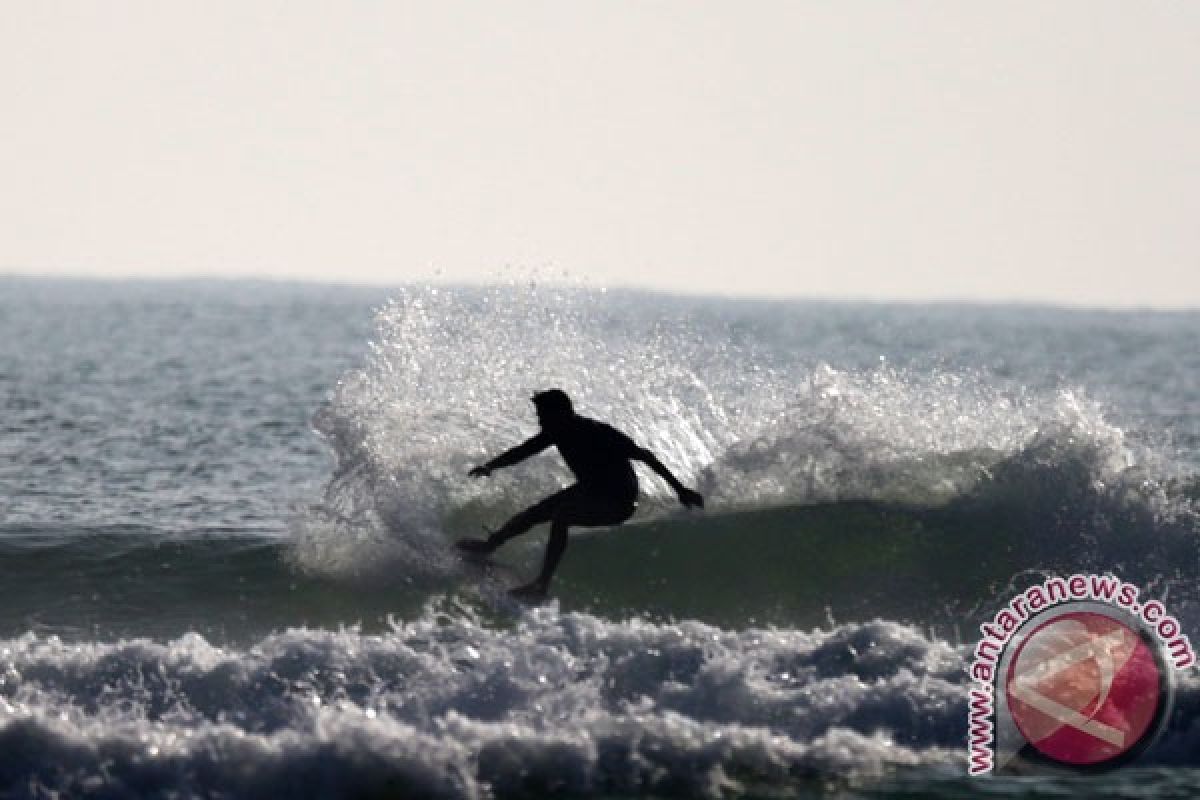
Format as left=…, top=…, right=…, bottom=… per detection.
left=2, top=2, right=1197, bottom=307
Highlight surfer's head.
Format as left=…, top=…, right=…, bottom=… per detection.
left=532, top=388, right=574, bottom=431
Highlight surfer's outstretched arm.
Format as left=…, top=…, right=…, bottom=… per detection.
left=633, top=447, right=704, bottom=508
left=469, top=432, right=552, bottom=477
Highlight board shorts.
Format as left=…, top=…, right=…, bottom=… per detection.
left=527, top=483, right=637, bottom=528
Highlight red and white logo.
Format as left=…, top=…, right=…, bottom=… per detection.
left=1004, top=610, right=1163, bottom=766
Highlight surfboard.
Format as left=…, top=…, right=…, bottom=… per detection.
left=455, top=548, right=522, bottom=583
left=451, top=542, right=543, bottom=614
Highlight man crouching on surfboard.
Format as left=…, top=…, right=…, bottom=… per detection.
left=458, top=389, right=704, bottom=600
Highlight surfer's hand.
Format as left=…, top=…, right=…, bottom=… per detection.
left=678, top=487, right=704, bottom=509
left=468, top=465, right=492, bottom=478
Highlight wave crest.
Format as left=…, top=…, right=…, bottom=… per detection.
left=292, top=287, right=1196, bottom=598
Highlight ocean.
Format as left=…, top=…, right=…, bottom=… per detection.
left=0, top=277, right=1197, bottom=798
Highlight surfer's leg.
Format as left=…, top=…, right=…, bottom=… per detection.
left=485, top=488, right=570, bottom=548
left=539, top=515, right=571, bottom=589
left=515, top=489, right=636, bottom=597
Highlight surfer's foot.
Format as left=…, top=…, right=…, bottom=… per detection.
left=508, top=580, right=549, bottom=603
left=455, top=537, right=497, bottom=556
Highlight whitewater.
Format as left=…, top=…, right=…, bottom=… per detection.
left=0, top=277, right=1197, bottom=798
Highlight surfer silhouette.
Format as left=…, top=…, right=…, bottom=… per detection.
left=458, top=389, right=704, bottom=601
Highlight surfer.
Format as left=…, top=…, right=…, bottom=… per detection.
left=458, top=389, right=704, bottom=600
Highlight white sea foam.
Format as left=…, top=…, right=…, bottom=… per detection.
left=3, top=602, right=1196, bottom=797
left=0, top=605, right=973, bottom=797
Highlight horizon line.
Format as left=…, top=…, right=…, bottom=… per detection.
left=1, top=271, right=1197, bottom=314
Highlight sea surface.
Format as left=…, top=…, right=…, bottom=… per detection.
left=0, top=277, right=1197, bottom=798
